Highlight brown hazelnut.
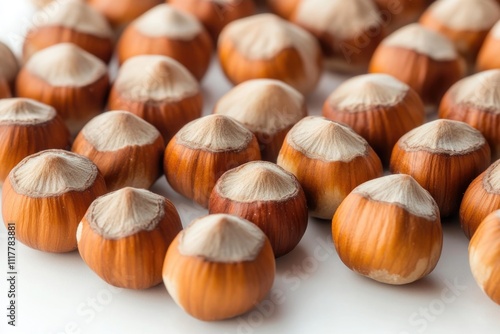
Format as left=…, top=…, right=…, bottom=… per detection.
left=164, top=115, right=261, bottom=208
left=213, top=79, right=307, bottom=162
left=72, top=111, right=165, bottom=192
left=439, top=69, right=500, bottom=160
left=419, top=0, right=500, bottom=60
left=0, top=98, right=70, bottom=184
left=218, top=13, right=323, bottom=95
left=88, top=0, right=163, bottom=27
left=77, top=187, right=182, bottom=289
left=108, top=55, right=202, bottom=143
left=277, top=116, right=383, bottom=219
left=2, top=149, right=107, bottom=253
left=168, top=0, right=256, bottom=40
left=23, top=0, right=114, bottom=63
left=117, top=4, right=213, bottom=81
left=209, top=161, right=308, bottom=257
left=323, top=73, right=425, bottom=164
left=390, top=119, right=491, bottom=217
left=16, top=43, right=110, bottom=135
left=0, top=42, right=19, bottom=98
left=369, top=23, right=465, bottom=106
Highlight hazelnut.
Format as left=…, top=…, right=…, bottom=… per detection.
left=439, top=69, right=500, bottom=160
left=322, top=73, right=425, bottom=164
left=168, top=0, right=256, bottom=40
left=374, top=0, right=428, bottom=31
left=469, top=210, right=500, bottom=305
left=213, top=79, right=307, bottom=162
left=390, top=119, right=491, bottom=217
left=277, top=116, right=383, bottom=219
left=164, top=115, right=261, bottom=207
left=2, top=149, right=107, bottom=253
left=369, top=23, right=466, bottom=106
left=419, top=0, right=500, bottom=61
left=72, top=111, right=165, bottom=192
left=77, top=187, right=182, bottom=289
left=88, top=0, right=163, bottom=27
left=108, top=55, right=202, bottom=143
left=477, top=19, right=500, bottom=71
left=16, top=43, right=110, bottom=135
left=460, top=160, right=500, bottom=239
left=162, top=214, right=275, bottom=321
left=266, top=0, right=296, bottom=19
left=23, top=0, right=114, bottom=63
left=209, top=161, right=308, bottom=257
left=218, top=13, right=323, bottom=95
left=268, top=0, right=385, bottom=73
left=117, top=4, right=213, bottom=81
left=0, top=42, right=19, bottom=98
left=332, top=174, right=443, bottom=285
left=0, top=98, right=71, bottom=184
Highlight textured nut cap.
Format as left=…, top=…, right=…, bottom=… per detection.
left=382, top=23, right=458, bottom=61
left=81, top=111, right=161, bottom=152
left=0, top=98, right=56, bottom=125
left=9, top=149, right=99, bottom=197
left=178, top=214, right=266, bottom=262
left=287, top=116, right=369, bottom=162
left=84, top=187, right=166, bottom=240
left=24, top=43, right=107, bottom=87
left=134, top=4, right=204, bottom=40
left=114, top=55, right=199, bottom=102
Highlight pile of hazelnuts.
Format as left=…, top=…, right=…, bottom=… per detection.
left=1, top=0, right=500, bottom=322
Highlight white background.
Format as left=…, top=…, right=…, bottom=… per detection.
left=0, top=1, right=499, bottom=333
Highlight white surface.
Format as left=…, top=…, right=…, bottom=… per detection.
left=0, top=1, right=499, bottom=334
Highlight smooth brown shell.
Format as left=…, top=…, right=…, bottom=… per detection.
left=323, top=87, right=425, bottom=164
left=209, top=172, right=308, bottom=257
left=375, top=0, right=428, bottom=31
left=117, top=25, right=213, bottom=81
left=469, top=211, right=500, bottom=305
left=277, top=139, right=383, bottom=219
left=0, top=116, right=71, bottom=184
left=0, top=80, right=12, bottom=98
left=108, top=88, right=203, bottom=143
left=460, top=161, right=500, bottom=239
left=369, top=46, right=465, bottom=105
left=332, top=193, right=443, bottom=284
left=23, top=26, right=114, bottom=63
left=78, top=198, right=182, bottom=289
left=390, top=141, right=491, bottom=217
left=289, top=11, right=385, bottom=73
left=420, top=10, right=492, bottom=60
left=266, top=0, right=300, bottom=19
left=164, top=136, right=261, bottom=208
left=477, top=30, right=500, bottom=72
left=88, top=0, right=163, bottom=27
left=168, top=0, right=256, bottom=40
left=72, top=132, right=165, bottom=192
left=2, top=170, right=106, bottom=253
left=162, top=233, right=275, bottom=321
left=15, top=70, right=110, bottom=135
left=218, top=41, right=322, bottom=95
left=439, top=89, right=500, bottom=160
